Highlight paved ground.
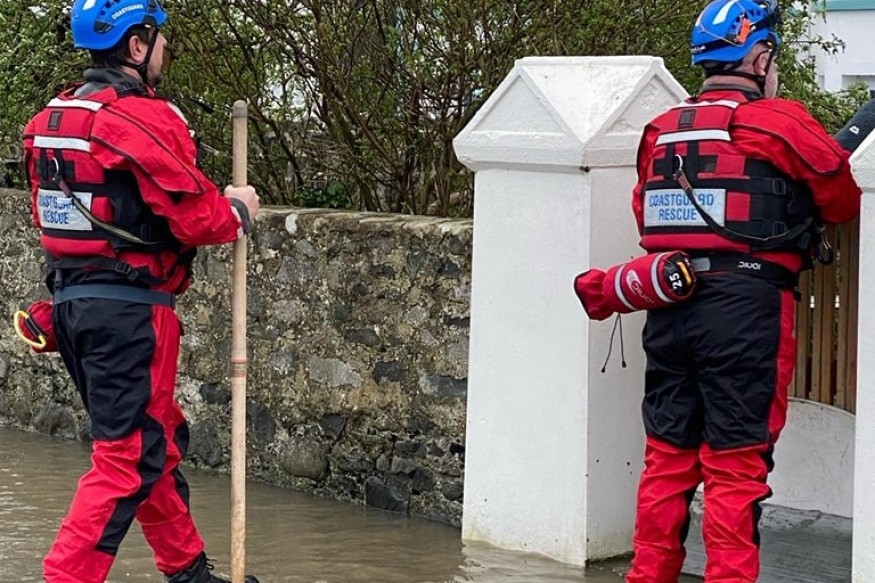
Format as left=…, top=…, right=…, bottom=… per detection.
left=683, top=500, right=852, bottom=582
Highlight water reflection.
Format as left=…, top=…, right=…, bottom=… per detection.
left=0, top=427, right=688, bottom=582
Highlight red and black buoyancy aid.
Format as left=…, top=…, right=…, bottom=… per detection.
left=25, top=78, right=191, bottom=288
left=639, top=97, right=818, bottom=256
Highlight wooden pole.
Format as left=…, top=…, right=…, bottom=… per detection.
left=230, top=100, right=248, bottom=583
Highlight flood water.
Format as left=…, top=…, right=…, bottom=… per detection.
left=0, top=427, right=698, bottom=582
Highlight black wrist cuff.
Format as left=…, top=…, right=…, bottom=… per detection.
left=229, top=198, right=252, bottom=234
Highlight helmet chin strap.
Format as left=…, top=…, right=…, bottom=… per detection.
left=110, top=28, right=159, bottom=86
left=136, top=29, right=159, bottom=86
left=760, top=47, right=777, bottom=93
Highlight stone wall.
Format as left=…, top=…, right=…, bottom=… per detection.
left=0, top=188, right=471, bottom=526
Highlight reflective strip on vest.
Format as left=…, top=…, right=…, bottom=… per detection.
left=167, top=102, right=189, bottom=125
left=656, top=129, right=731, bottom=145
left=47, top=98, right=104, bottom=111
left=671, top=99, right=740, bottom=110
left=33, top=136, right=91, bottom=152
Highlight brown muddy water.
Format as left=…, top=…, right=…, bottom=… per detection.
left=0, top=427, right=698, bottom=582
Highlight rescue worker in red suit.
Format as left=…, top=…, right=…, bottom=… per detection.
left=625, top=1, right=861, bottom=581
left=22, top=1, right=260, bottom=582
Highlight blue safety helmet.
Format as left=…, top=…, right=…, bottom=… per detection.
left=691, top=0, right=782, bottom=66
left=71, top=0, right=167, bottom=51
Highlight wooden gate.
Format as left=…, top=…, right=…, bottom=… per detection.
left=791, top=218, right=859, bottom=413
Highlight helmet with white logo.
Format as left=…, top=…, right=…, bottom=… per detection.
left=691, top=0, right=781, bottom=66
left=71, top=0, right=167, bottom=51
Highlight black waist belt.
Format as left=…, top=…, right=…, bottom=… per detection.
left=689, top=254, right=798, bottom=288
left=54, top=284, right=176, bottom=308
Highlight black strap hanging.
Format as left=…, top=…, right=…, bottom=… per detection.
left=672, top=154, right=814, bottom=250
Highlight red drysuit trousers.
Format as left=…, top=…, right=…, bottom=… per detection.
left=44, top=298, right=204, bottom=582
left=627, top=275, right=796, bottom=582
left=626, top=438, right=774, bottom=583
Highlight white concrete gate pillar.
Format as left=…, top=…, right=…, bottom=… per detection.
left=850, top=133, right=875, bottom=581
left=453, top=56, right=688, bottom=565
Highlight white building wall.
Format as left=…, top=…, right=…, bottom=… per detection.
left=811, top=6, right=875, bottom=93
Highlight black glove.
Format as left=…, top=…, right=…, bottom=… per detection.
left=834, top=98, right=875, bottom=153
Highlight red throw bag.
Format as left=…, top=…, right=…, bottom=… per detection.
left=574, top=251, right=697, bottom=321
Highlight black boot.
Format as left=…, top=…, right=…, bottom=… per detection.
left=165, top=552, right=260, bottom=583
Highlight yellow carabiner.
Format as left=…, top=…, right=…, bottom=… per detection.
left=13, top=310, right=47, bottom=350
left=675, top=259, right=695, bottom=288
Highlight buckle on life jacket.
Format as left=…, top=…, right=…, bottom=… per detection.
left=771, top=221, right=788, bottom=236
left=769, top=177, right=787, bottom=196
left=113, top=260, right=139, bottom=281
